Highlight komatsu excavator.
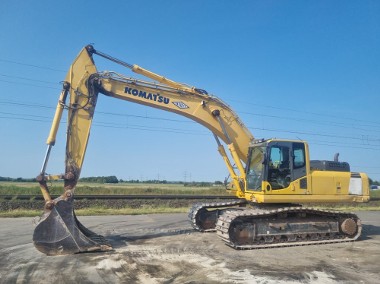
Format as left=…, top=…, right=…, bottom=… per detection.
left=34, top=45, right=370, bottom=255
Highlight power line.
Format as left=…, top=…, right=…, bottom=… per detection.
left=305, top=138, right=380, bottom=149
left=240, top=111, right=380, bottom=133
left=352, top=165, right=380, bottom=169
left=0, top=114, right=208, bottom=136
left=228, top=98, right=379, bottom=127
left=96, top=110, right=193, bottom=124
left=0, top=73, right=59, bottom=85
left=0, top=69, right=377, bottom=131
left=0, top=115, right=48, bottom=123
left=1, top=100, right=380, bottom=146
left=0, top=117, right=379, bottom=176
left=0, top=111, right=51, bottom=120
left=309, top=141, right=380, bottom=151
left=0, top=67, right=378, bottom=128
left=94, top=122, right=208, bottom=135
left=0, top=58, right=65, bottom=72
left=0, top=100, right=192, bottom=124
left=1, top=112, right=379, bottom=151
left=2, top=99, right=380, bottom=140
left=0, top=78, right=61, bottom=90
left=0, top=55, right=376, bottom=127
left=249, top=126, right=380, bottom=143
left=0, top=101, right=54, bottom=109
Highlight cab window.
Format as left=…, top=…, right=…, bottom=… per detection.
left=268, top=145, right=291, bottom=189
left=293, top=143, right=305, bottom=169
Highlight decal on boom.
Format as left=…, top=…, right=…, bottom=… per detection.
left=172, top=101, right=189, bottom=109
left=125, top=87, right=170, bottom=104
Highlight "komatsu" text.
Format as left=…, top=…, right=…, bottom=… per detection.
left=125, top=87, right=170, bottom=104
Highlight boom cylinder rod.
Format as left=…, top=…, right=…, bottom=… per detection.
left=212, top=110, right=232, bottom=144
left=40, top=82, right=69, bottom=176
left=213, top=134, right=245, bottom=195
left=46, top=82, right=70, bottom=145
left=86, top=45, right=200, bottom=94
left=213, top=135, right=237, bottom=177
left=213, top=133, right=222, bottom=147
left=86, top=45, right=134, bottom=69
left=40, top=145, right=52, bottom=175
left=212, top=110, right=246, bottom=193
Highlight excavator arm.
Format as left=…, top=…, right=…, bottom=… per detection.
left=33, top=45, right=253, bottom=255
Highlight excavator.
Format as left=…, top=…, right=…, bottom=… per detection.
left=34, top=45, right=370, bottom=255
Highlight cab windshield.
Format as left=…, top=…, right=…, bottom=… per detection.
left=246, top=146, right=265, bottom=191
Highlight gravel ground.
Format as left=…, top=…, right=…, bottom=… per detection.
left=0, top=211, right=379, bottom=283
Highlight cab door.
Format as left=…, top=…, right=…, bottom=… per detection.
left=266, top=141, right=291, bottom=189
left=266, top=141, right=307, bottom=190
left=291, top=142, right=307, bottom=181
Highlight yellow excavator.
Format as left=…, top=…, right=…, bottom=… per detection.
left=34, top=46, right=370, bottom=255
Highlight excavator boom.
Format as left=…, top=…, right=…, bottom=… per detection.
left=34, top=46, right=253, bottom=255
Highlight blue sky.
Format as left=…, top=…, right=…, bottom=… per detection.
left=0, top=0, right=379, bottom=182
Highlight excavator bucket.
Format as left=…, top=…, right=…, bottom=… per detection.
left=33, top=199, right=112, bottom=255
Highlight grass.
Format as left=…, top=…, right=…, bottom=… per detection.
left=0, top=181, right=225, bottom=217
left=370, top=189, right=380, bottom=198
left=0, top=181, right=227, bottom=196
left=2, top=181, right=379, bottom=198
left=0, top=209, right=42, bottom=218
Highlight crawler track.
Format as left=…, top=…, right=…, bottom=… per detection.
left=216, top=207, right=362, bottom=249
left=188, top=200, right=247, bottom=232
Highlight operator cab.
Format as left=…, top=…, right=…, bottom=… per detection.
left=246, top=139, right=307, bottom=191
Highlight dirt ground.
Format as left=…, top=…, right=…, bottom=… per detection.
left=0, top=211, right=379, bottom=283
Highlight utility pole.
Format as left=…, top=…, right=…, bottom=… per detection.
left=184, top=171, right=187, bottom=183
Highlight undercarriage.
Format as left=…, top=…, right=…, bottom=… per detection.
left=189, top=201, right=361, bottom=249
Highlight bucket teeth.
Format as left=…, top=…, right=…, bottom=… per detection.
left=33, top=199, right=112, bottom=255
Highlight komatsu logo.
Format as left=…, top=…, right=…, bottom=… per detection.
left=124, top=87, right=170, bottom=105
left=172, top=101, right=189, bottom=109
